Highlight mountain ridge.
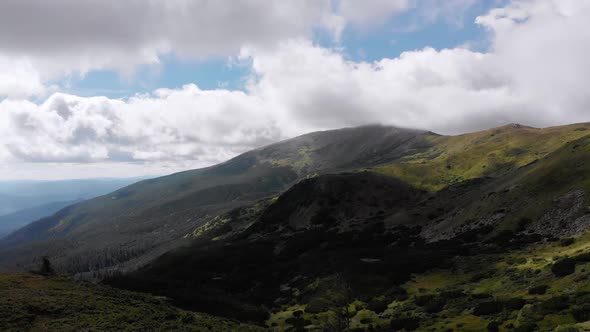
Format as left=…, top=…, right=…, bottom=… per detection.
left=2, top=122, right=589, bottom=276
left=108, top=126, right=590, bottom=331
left=2, top=122, right=590, bottom=331
left=0, top=200, right=80, bottom=239
left=0, top=124, right=433, bottom=275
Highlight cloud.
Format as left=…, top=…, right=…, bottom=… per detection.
left=0, top=56, right=46, bottom=98
left=1, top=0, right=590, bottom=179
left=334, top=0, right=410, bottom=27
left=476, top=0, right=590, bottom=117
left=246, top=40, right=531, bottom=135
left=0, top=86, right=281, bottom=167
left=0, top=0, right=417, bottom=97
left=415, top=0, right=478, bottom=27
left=246, top=0, right=590, bottom=134
left=0, top=0, right=474, bottom=98
left=326, top=0, right=478, bottom=39
left=0, top=0, right=326, bottom=97
left=0, top=0, right=330, bottom=58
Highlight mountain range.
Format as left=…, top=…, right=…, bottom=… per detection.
left=2, top=122, right=590, bottom=331
left=0, top=177, right=148, bottom=238
left=0, top=200, right=80, bottom=238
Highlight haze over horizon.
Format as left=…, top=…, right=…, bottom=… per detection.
left=1, top=0, right=589, bottom=180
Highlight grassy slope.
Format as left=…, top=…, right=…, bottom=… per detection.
left=0, top=273, right=264, bottom=332
left=409, top=132, right=590, bottom=241
left=376, top=123, right=590, bottom=191
left=265, top=133, right=590, bottom=331
left=267, top=232, right=590, bottom=331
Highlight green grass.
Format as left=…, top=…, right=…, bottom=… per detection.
left=406, top=270, right=468, bottom=292
left=376, top=123, right=590, bottom=191
left=405, top=232, right=590, bottom=331
left=0, top=273, right=265, bottom=332
left=392, top=131, right=590, bottom=238
left=270, top=146, right=314, bottom=174
left=262, top=228, right=590, bottom=332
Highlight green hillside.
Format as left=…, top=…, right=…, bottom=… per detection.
left=377, top=123, right=590, bottom=191
left=420, top=132, right=590, bottom=241
left=0, top=273, right=263, bottom=332
left=263, top=231, right=590, bottom=331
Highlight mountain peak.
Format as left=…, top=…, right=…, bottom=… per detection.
left=492, top=123, right=535, bottom=131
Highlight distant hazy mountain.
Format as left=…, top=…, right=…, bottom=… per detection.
left=0, top=177, right=150, bottom=216
left=0, top=200, right=80, bottom=238
left=0, top=177, right=150, bottom=240
left=0, top=194, right=43, bottom=217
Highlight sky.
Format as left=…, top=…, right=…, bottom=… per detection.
left=0, top=0, right=589, bottom=180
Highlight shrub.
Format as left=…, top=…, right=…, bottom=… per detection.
left=541, top=296, right=570, bottom=312
left=305, top=298, right=333, bottom=313
left=367, top=298, right=389, bottom=314
left=514, top=322, right=538, bottom=332
left=573, top=252, right=590, bottom=262
left=474, top=301, right=503, bottom=316
left=504, top=298, right=526, bottom=310
left=424, top=298, right=446, bottom=313
left=440, top=290, right=465, bottom=300
left=572, top=304, right=590, bottom=322
left=359, top=318, right=372, bottom=324
left=470, top=273, right=489, bottom=282
left=528, top=285, right=549, bottom=295
left=471, top=293, right=492, bottom=299
left=555, top=327, right=581, bottom=332
left=384, top=286, right=408, bottom=301
left=414, top=295, right=435, bottom=306
left=180, top=312, right=195, bottom=323
left=390, top=317, right=419, bottom=331
left=35, top=256, right=56, bottom=276
left=560, top=238, right=576, bottom=247
left=552, top=258, right=576, bottom=276
left=487, top=321, right=500, bottom=332
left=285, top=316, right=306, bottom=331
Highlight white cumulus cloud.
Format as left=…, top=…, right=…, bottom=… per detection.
left=0, top=0, right=589, bottom=179
left=0, top=0, right=420, bottom=98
